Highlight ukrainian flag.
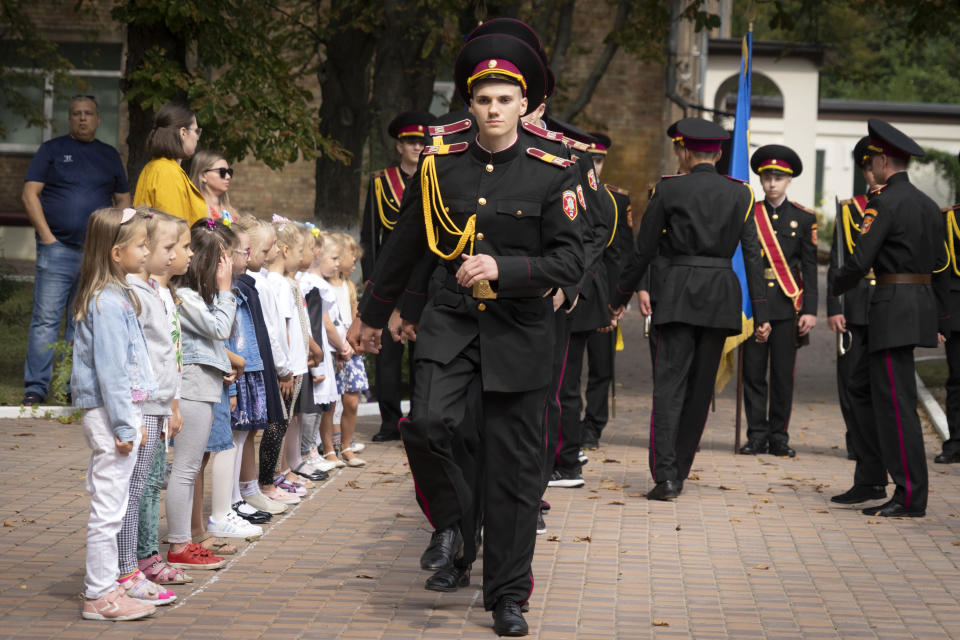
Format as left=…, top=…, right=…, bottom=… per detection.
left=715, top=31, right=754, bottom=393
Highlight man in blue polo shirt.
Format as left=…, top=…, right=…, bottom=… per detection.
left=21, top=95, right=130, bottom=406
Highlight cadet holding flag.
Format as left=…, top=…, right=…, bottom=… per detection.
left=831, top=119, right=949, bottom=518
left=610, top=117, right=769, bottom=501
left=354, top=32, right=583, bottom=636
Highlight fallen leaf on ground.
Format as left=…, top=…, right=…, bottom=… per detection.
left=395, top=513, right=407, bottom=518
left=675, top=525, right=681, bottom=531
left=687, top=473, right=701, bottom=480
left=729, top=518, right=740, bottom=522
left=753, top=564, right=769, bottom=570
left=573, top=536, right=592, bottom=543
left=601, top=458, right=620, bottom=463
left=12, top=433, right=35, bottom=437
left=606, top=500, right=625, bottom=505
left=3, top=520, right=14, bottom=527
left=814, top=509, right=829, bottom=514
left=717, top=485, right=734, bottom=491
left=346, top=480, right=362, bottom=489
left=951, top=542, right=960, bottom=546
left=547, top=535, right=560, bottom=542
left=627, top=493, right=644, bottom=498
left=355, top=574, right=375, bottom=579
left=587, top=495, right=598, bottom=500
left=652, top=620, right=670, bottom=627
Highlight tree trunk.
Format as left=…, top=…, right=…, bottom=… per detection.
left=122, top=23, right=187, bottom=193
left=314, top=7, right=375, bottom=229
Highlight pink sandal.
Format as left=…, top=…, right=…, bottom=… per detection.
left=138, top=553, right=194, bottom=585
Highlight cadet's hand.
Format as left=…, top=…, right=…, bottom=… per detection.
left=216, top=253, right=233, bottom=292
left=827, top=314, right=846, bottom=334
left=388, top=308, right=403, bottom=342
left=797, top=314, right=817, bottom=337
left=457, top=253, right=498, bottom=287
left=597, top=321, right=615, bottom=333
left=140, top=425, right=148, bottom=447
left=609, top=305, right=626, bottom=323
left=278, top=373, right=293, bottom=400
left=638, top=291, right=652, bottom=317
left=401, top=319, right=418, bottom=343
left=552, top=288, right=566, bottom=312
left=115, top=436, right=133, bottom=456
left=358, top=322, right=383, bottom=354
left=755, top=321, right=772, bottom=343
left=566, top=294, right=579, bottom=314
left=939, top=332, right=947, bottom=345
left=346, top=320, right=362, bottom=352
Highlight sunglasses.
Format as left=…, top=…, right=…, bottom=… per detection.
left=205, top=167, right=234, bottom=179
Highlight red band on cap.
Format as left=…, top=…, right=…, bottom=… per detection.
left=758, top=158, right=793, bottom=174
left=467, top=59, right=527, bottom=95
left=397, top=124, right=426, bottom=138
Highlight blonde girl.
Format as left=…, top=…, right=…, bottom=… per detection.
left=332, top=233, right=369, bottom=457
left=73, top=207, right=157, bottom=621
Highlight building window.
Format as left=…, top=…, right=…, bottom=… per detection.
left=0, top=41, right=122, bottom=152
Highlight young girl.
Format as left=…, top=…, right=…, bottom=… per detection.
left=116, top=209, right=181, bottom=607
left=332, top=233, right=369, bottom=460
left=73, top=207, right=158, bottom=621
left=137, top=215, right=193, bottom=586
left=165, top=219, right=237, bottom=571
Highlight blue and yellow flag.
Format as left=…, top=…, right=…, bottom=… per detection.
left=716, top=31, right=754, bottom=393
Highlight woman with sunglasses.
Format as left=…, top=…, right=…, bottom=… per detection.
left=189, top=150, right=236, bottom=222
left=133, top=103, right=207, bottom=225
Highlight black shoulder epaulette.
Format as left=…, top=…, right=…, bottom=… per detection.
left=605, top=184, right=630, bottom=196
left=526, top=147, right=578, bottom=168
left=428, top=119, right=472, bottom=137
left=792, top=201, right=816, bottom=215
left=422, top=141, right=469, bottom=156
left=521, top=120, right=564, bottom=142
left=562, top=137, right=591, bottom=153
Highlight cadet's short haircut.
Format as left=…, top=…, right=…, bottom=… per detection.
left=146, top=103, right=196, bottom=160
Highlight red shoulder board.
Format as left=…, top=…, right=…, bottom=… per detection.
left=605, top=184, right=630, bottom=196
left=526, top=147, right=577, bottom=168
left=562, top=137, right=591, bottom=152
left=853, top=194, right=868, bottom=211
left=422, top=142, right=469, bottom=156
left=869, top=184, right=888, bottom=197
left=723, top=175, right=747, bottom=183
left=791, top=201, right=816, bottom=215
left=521, top=120, right=564, bottom=142
left=428, top=119, right=472, bottom=137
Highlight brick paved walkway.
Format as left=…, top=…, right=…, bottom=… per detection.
left=2, top=297, right=960, bottom=638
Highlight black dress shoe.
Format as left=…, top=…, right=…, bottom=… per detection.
left=21, top=392, right=44, bottom=407
left=646, top=480, right=681, bottom=501
left=424, top=563, right=471, bottom=592
left=934, top=451, right=960, bottom=464
left=493, top=598, right=528, bottom=637
left=371, top=430, right=401, bottom=442
left=739, top=440, right=767, bottom=455
left=419, top=527, right=462, bottom=571
left=862, top=499, right=925, bottom=518
left=830, top=484, right=886, bottom=504
left=536, top=510, right=547, bottom=535
left=291, top=465, right=329, bottom=482
left=768, top=443, right=796, bottom=457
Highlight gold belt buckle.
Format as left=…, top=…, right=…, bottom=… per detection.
left=472, top=279, right=498, bottom=300
left=763, top=267, right=776, bottom=279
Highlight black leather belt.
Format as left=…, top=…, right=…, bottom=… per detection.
left=670, top=256, right=732, bottom=268
left=877, top=273, right=931, bottom=285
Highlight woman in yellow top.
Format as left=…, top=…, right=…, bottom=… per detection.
left=133, top=103, right=207, bottom=224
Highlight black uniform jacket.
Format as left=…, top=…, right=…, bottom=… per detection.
left=359, top=125, right=585, bottom=392
left=613, top=163, right=768, bottom=333
left=601, top=185, right=633, bottom=304
left=360, top=166, right=411, bottom=281
left=833, top=171, right=949, bottom=351
left=827, top=194, right=874, bottom=325
left=942, top=203, right=960, bottom=332
left=757, top=199, right=819, bottom=321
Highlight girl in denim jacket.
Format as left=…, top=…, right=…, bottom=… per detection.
left=164, top=219, right=237, bottom=571
left=72, top=207, right=158, bottom=621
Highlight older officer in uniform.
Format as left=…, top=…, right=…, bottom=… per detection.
left=938, top=152, right=960, bottom=465
left=832, top=119, right=948, bottom=518
left=360, top=110, right=435, bottom=442
left=828, top=137, right=887, bottom=503
left=354, top=33, right=583, bottom=636
left=611, top=117, right=769, bottom=501
left=739, top=145, right=818, bottom=457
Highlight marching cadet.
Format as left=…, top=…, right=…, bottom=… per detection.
left=740, top=145, right=818, bottom=458
left=360, top=110, right=435, bottom=442
left=581, top=131, right=634, bottom=450
left=935, top=150, right=960, bottom=465
left=831, top=119, right=949, bottom=518
left=828, top=137, right=888, bottom=504
left=610, top=117, right=769, bottom=501
left=354, top=32, right=583, bottom=636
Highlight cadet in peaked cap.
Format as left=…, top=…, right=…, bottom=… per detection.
left=831, top=118, right=948, bottom=517
left=611, top=117, right=769, bottom=501
left=852, top=135, right=873, bottom=170
left=355, top=28, right=582, bottom=636
left=359, top=109, right=435, bottom=443
left=938, top=150, right=960, bottom=465
left=467, top=18, right=555, bottom=99
left=740, top=144, right=818, bottom=459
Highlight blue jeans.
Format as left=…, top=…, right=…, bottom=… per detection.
left=24, top=238, right=82, bottom=398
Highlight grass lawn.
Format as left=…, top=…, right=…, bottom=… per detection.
left=0, top=278, right=33, bottom=405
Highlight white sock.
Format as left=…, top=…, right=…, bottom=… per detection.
left=239, top=480, right=259, bottom=498
left=231, top=430, right=248, bottom=504
left=210, top=446, right=239, bottom=522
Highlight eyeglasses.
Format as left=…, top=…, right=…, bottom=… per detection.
left=205, top=167, right=234, bottom=179
left=232, top=248, right=251, bottom=259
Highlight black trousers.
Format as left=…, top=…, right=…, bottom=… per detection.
left=649, top=323, right=727, bottom=482
left=942, top=334, right=960, bottom=456
left=836, top=323, right=885, bottom=485
left=582, top=329, right=614, bottom=441
left=375, top=337, right=415, bottom=435
left=742, top=318, right=796, bottom=447
left=869, top=346, right=927, bottom=511
left=542, top=310, right=572, bottom=493
left=557, top=330, right=590, bottom=470
left=403, top=338, right=545, bottom=610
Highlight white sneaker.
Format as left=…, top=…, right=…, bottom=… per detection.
left=244, top=491, right=287, bottom=514
left=307, top=454, right=339, bottom=472
left=208, top=511, right=263, bottom=539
